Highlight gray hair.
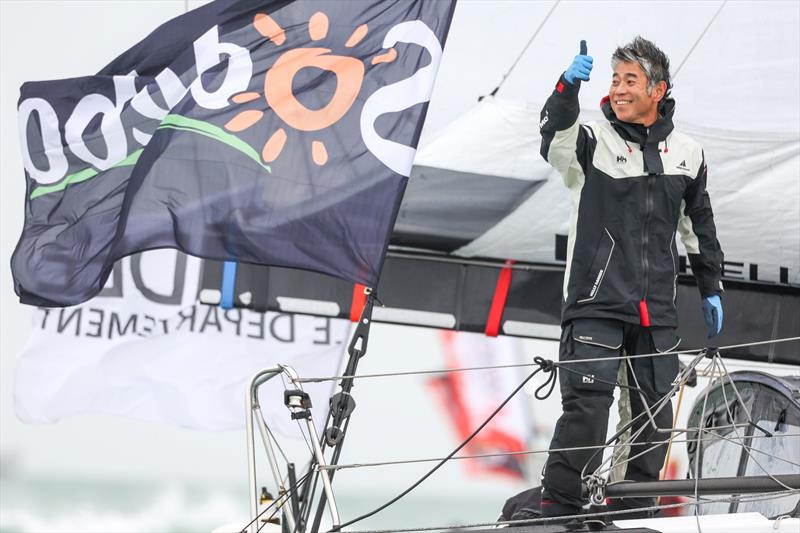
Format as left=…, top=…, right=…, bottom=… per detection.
left=611, top=36, right=671, bottom=97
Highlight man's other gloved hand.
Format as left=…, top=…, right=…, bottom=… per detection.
left=564, top=40, right=593, bottom=84
left=702, top=295, right=723, bottom=338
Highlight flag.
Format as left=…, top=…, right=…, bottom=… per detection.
left=12, top=0, right=456, bottom=307
left=14, top=249, right=351, bottom=434
left=428, top=331, right=533, bottom=480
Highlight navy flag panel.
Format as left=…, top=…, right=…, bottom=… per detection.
left=13, top=0, right=456, bottom=307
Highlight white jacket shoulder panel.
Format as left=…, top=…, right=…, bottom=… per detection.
left=588, top=120, right=644, bottom=179
left=662, top=130, right=705, bottom=178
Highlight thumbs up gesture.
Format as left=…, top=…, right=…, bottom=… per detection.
left=564, top=40, right=593, bottom=84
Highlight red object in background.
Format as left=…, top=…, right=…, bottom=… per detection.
left=427, top=331, right=529, bottom=480
left=658, top=460, right=688, bottom=517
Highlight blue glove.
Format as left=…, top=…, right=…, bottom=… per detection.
left=564, top=40, right=593, bottom=84
left=702, top=295, right=723, bottom=338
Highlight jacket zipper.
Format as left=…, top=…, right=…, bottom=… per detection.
left=641, top=174, right=655, bottom=304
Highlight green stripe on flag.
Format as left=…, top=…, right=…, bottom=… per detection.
left=158, top=114, right=271, bottom=172
left=29, top=115, right=268, bottom=200
left=30, top=148, right=144, bottom=200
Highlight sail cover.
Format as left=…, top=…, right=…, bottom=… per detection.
left=11, top=0, right=457, bottom=307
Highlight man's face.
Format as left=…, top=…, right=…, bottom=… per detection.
left=609, top=61, right=662, bottom=126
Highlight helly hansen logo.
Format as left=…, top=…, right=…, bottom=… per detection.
left=589, top=268, right=604, bottom=297
left=677, top=160, right=690, bottom=171
left=616, top=155, right=627, bottom=164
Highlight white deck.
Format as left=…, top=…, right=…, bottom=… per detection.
left=615, top=512, right=799, bottom=532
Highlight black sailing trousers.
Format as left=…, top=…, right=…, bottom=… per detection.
left=541, top=318, right=680, bottom=514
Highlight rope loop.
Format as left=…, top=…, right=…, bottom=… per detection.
left=533, top=356, right=558, bottom=400
left=533, top=356, right=554, bottom=372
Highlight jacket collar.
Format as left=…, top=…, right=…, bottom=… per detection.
left=600, top=96, right=675, bottom=144
left=601, top=97, right=675, bottom=174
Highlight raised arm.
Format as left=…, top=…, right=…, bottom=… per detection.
left=539, top=41, right=594, bottom=189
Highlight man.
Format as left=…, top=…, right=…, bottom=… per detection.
left=538, top=37, right=724, bottom=519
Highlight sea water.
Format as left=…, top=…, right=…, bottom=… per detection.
left=0, top=475, right=505, bottom=532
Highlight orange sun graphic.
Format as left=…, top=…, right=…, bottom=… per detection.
left=225, top=11, right=397, bottom=166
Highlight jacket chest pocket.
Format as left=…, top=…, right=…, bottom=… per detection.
left=578, top=228, right=616, bottom=304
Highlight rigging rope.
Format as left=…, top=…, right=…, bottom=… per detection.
left=294, top=336, right=800, bottom=384
left=578, top=347, right=799, bottom=521
left=673, top=0, right=728, bottom=79
left=592, top=351, right=708, bottom=483
left=660, top=377, right=686, bottom=480
left=692, top=355, right=715, bottom=527
left=325, top=339, right=797, bottom=530
left=714, top=354, right=797, bottom=493
left=585, top=349, right=741, bottom=485
left=238, top=470, right=311, bottom=533
left=260, top=336, right=798, bottom=530
left=484, top=0, right=561, bottom=98
left=582, top=350, right=689, bottom=487
left=318, top=431, right=800, bottom=472
left=330, top=358, right=557, bottom=531
left=480, top=0, right=723, bottom=98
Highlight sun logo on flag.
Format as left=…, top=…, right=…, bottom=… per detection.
left=224, top=12, right=397, bottom=166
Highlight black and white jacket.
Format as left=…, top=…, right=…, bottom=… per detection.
left=540, top=74, right=724, bottom=328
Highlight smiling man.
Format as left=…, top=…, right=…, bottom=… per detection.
left=537, top=37, right=725, bottom=520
